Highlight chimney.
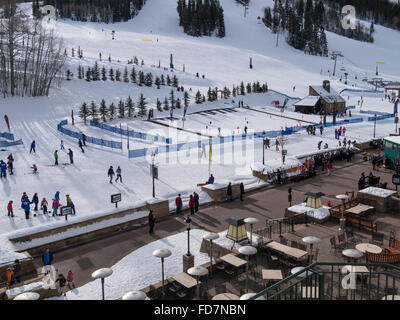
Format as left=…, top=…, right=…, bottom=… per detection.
left=323, top=80, right=330, bottom=92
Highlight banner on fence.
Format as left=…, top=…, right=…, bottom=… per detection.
left=0, top=132, right=14, bottom=140
left=0, top=139, right=23, bottom=148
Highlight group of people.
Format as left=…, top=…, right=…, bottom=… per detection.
left=334, top=126, right=346, bottom=140
left=0, top=153, right=14, bottom=178
left=175, top=192, right=200, bottom=216
left=8, top=191, right=76, bottom=219
left=107, top=166, right=122, bottom=183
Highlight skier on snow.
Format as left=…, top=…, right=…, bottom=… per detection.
left=108, top=166, right=115, bottom=183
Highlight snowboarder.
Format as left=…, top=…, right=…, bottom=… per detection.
left=82, top=133, right=86, bottom=146
left=226, top=182, right=233, bottom=202
left=52, top=198, right=60, bottom=216
left=175, top=194, right=183, bottom=215
left=7, top=201, right=13, bottom=217
left=66, top=270, right=75, bottom=289
left=115, top=166, right=122, bottom=183
left=32, top=193, right=39, bottom=212
left=31, top=163, right=38, bottom=174
left=66, top=194, right=76, bottom=215
left=60, top=140, right=65, bottom=150
left=54, top=150, right=59, bottom=166
left=108, top=166, right=115, bottom=183
left=78, top=139, right=84, bottom=153
left=21, top=196, right=33, bottom=219
left=240, top=182, right=245, bottom=201
left=0, top=160, right=6, bottom=178
left=41, top=198, right=48, bottom=215
left=189, top=194, right=195, bottom=215
left=30, top=140, right=36, bottom=153
left=148, top=210, right=155, bottom=234
left=68, top=149, right=73, bottom=164
left=193, top=192, right=199, bottom=213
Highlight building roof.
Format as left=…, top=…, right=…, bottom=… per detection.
left=384, top=136, right=400, bottom=145
left=310, top=85, right=345, bottom=104
left=294, top=96, right=320, bottom=107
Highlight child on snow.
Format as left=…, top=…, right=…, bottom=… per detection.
left=7, top=201, right=13, bottom=217
left=41, top=198, right=48, bottom=215
left=66, top=270, right=75, bottom=289
left=31, top=164, right=38, bottom=174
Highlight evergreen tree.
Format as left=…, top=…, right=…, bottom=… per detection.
left=176, top=98, right=181, bottom=109
left=85, top=69, right=92, bottom=82
left=232, top=86, right=237, bottom=97
left=161, top=74, right=165, bottom=85
left=195, top=90, right=202, bottom=104
left=155, top=76, right=161, bottom=89
left=101, top=66, right=107, bottom=81
left=126, top=96, right=135, bottom=118
left=137, top=93, right=148, bottom=116
left=99, top=52, right=102, bottom=61
left=109, top=102, right=116, bottom=121
left=202, top=95, right=206, bottom=103
left=123, top=67, right=129, bottom=82
left=240, top=82, right=245, bottom=95
left=118, top=100, right=125, bottom=118
left=66, top=70, right=72, bottom=81
left=169, top=89, right=176, bottom=109
left=183, top=91, right=190, bottom=107
left=156, top=98, right=162, bottom=112
left=166, top=75, right=171, bottom=86
left=130, top=66, right=137, bottom=83
left=109, top=68, right=115, bottom=81
left=99, top=99, right=108, bottom=122
left=90, top=101, right=99, bottom=121
left=115, top=69, right=121, bottom=81
left=108, top=54, right=111, bottom=62
left=93, top=61, right=100, bottom=80
left=133, top=56, right=138, bottom=65
left=163, top=97, right=170, bottom=110
left=207, top=87, right=213, bottom=101
left=72, top=48, right=75, bottom=57
left=79, top=102, right=89, bottom=125
left=145, top=73, right=153, bottom=87
left=77, top=65, right=83, bottom=79
left=172, top=75, right=179, bottom=87
left=138, top=71, right=145, bottom=86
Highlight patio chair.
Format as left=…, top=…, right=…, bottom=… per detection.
left=216, top=261, right=226, bottom=271
left=371, top=232, right=384, bottom=246
left=345, top=229, right=359, bottom=244
left=224, top=266, right=235, bottom=276
left=338, top=233, right=347, bottom=246
left=330, top=236, right=344, bottom=252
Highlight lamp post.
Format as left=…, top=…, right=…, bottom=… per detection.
left=91, top=268, right=113, bottom=300
left=244, top=217, right=259, bottom=245
left=238, top=246, right=257, bottom=293
left=152, top=249, right=172, bottom=297
left=374, top=113, right=377, bottom=138
left=262, top=131, right=266, bottom=165
left=151, top=152, right=155, bottom=198
left=203, top=233, right=219, bottom=278
left=185, top=215, right=192, bottom=256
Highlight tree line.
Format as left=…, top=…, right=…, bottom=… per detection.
left=0, top=0, right=66, bottom=98
left=177, top=0, right=225, bottom=37
left=36, top=0, right=147, bottom=23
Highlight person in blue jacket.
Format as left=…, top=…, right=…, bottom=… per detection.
left=0, top=160, right=6, bottom=178
left=30, top=140, right=36, bottom=153
left=54, top=191, right=60, bottom=201
left=21, top=196, right=33, bottom=219
left=42, top=248, right=53, bottom=266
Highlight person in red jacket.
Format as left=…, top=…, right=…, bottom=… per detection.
left=189, top=194, right=195, bottom=215
left=175, top=194, right=182, bottom=216
left=7, top=201, right=13, bottom=217
left=21, top=192, right=27, bottom=202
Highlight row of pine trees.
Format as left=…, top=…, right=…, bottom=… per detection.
left=177, top=0, right=226, bottom=37
left=36, top=0, right=147, bottom=23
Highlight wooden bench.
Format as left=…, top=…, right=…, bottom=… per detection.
left=366, top=251, right=400, bottom=264
left=345, top=215, right=377, bottom=232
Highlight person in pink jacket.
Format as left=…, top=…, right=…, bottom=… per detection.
left=52, top=198, right=60, bottom=216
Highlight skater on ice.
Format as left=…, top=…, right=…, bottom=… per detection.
left=108, top=166, right=115, bottom=183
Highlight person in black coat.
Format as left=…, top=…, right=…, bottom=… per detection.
left=13, top=259, right=22, bottom=283
left=82, top=133, right=86, bottom=146
left=227, top=182, right=233, bottom=202
left=193, top=192, right=199, bottom=213
left=78, top=139, right=84, bottom=153
left=240, top=182, right=245, bottom=201
left=32, top=193, right=39, bottom=211
left=68, top=149, right=74, bottom=164
left=148, top=210, right=155, bottom=234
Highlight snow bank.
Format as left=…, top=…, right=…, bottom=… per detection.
left=358, top=187, right=397, bottom=198
left=288, top=203, right=330, bottom=220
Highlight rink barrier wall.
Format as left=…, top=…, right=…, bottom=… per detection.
left=89, top=120, right=172, bottom=144
left=346, top=105, right=355, bottom=110
left=57, top=120, right=122, bottom=149
left=127, top=118, right=364, bottom=158
left=9, top=199, right=169, bottom=255
left=360, top=110, right=394, bottom=116
left=367, top=114, right=395, bottom=121
left=340, top=89, right=384, bottom=94
left=0, top=132, right=14, bottom=140
left=0, top=139, right=23, bottom=148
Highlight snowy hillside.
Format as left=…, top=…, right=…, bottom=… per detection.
left=0, top=0, right=399, bottom=264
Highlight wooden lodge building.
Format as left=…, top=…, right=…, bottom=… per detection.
left=294, top=80, right=346, bottom=115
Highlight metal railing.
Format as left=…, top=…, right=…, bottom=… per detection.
left=254, top=217, right=296, bottom=239
left=251, top=262, right=400, bottom=300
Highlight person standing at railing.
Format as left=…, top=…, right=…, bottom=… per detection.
left=42, top=248, right=53, bottom=267
left=6, top=267, right=14, bottom=288
left=13, top=259, right=21, bottom=283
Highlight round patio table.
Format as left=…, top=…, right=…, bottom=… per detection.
left=342, top=249, right=363, bottom=260
left=355, top=243, right=382, bottom=254
left=212, top=293, right=240, bottom=300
